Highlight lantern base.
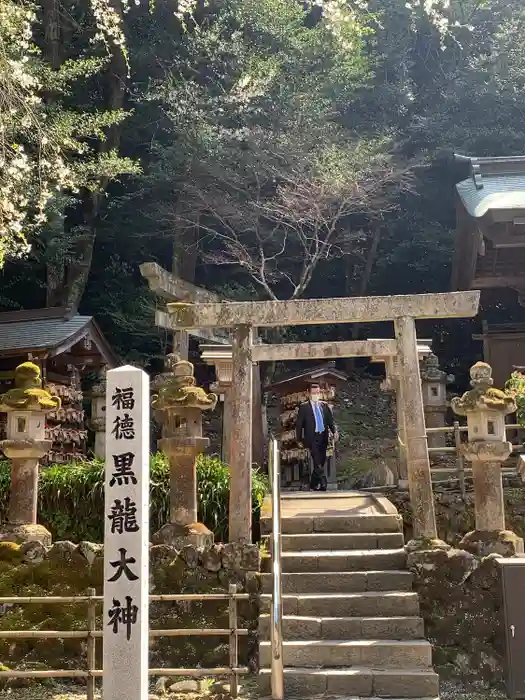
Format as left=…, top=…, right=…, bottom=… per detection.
left=0, top=523, right=52, bottom=547
left=460, top=529, right=524, bottom=557
left=152, top=522, right=214, bottom=550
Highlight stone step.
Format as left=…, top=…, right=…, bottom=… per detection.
left=258, top=615, right=425, bottom=640
left=258, top=667, right=440, bottom=697
left=260, top=570, right=413, bottom=594
left=259, top=639, right=432, bottom=668
left=276, top=532, right=405, bottom=551
left=260, top=513, right=403, bottom=536
left=262, top=548, right=406, bottom=573
left=261, top=591, right=419, bottom=617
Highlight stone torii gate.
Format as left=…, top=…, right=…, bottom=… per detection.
left=161, top=291, right=480, bottom=547
left=140, top=262, right=264, bottom=465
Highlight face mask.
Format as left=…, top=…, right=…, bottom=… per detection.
left=310, top=394, right=320, bottom=402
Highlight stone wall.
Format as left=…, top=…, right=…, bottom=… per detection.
left=390, top=478, right=525, bottom=545
left=0, top=540, right=260, bottom=677
left=389, top=478, right=525, bottom=683
left=408, top=547, right=505, bottom=683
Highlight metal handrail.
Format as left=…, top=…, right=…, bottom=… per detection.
left=269, top=436, right=284, bottom=700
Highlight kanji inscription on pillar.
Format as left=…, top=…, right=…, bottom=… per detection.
left=103, top=366, right=150, bottom=700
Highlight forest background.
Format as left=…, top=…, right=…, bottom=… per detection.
left=2, top=0, right=525, bottom=384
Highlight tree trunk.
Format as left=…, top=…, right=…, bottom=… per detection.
left=43, top=0, right=65, bottom=307
left=171, top=216, right=199, bottom=357
left=63, top=15, right=128, bottom=313
left=345, top=224, right=382, bottom=372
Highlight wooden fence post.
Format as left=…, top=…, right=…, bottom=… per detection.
left=453, top=421, right=466, bottom=499
left=228, top=583, right=239, bottom=699
left=86, top=587, right=96, bottom=700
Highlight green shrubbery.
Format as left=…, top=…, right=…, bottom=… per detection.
left=0, top=454, right=268, bottom=543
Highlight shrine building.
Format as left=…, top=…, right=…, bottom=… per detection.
left=452, top=154, right=525, bottom=387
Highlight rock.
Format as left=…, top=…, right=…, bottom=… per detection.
left=149, top=544, right=178, bottom=568
left=244, top=570, right=259, bottom=594
left=19, top=540, right=46, bottom=564
left=78, top=541, right=103, bottom=566
left=168, top=679, right=201, bottom=692
left=222, top=543, right=260, bottom=571
left=460, top=529, right=524, bottom=557
left=45, top=540, right=85, bottom=565
left=153, top=522, right=214, bottom=549
left=0, top=523, right=52, bottom=547
left=154, top=676, right=170, bottom=694
left=201, top=544, right=222, bottom=572
left=408, top=546, right=478, bottom=583
left=180, top=544, right=200, bottom=568
left=0, top=541, right=23, bottom=563
left=210, top=680, right=231, bottom=694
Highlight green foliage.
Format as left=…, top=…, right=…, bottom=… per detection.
left=3, top=0, right=525, bottom=377
left=505, top=372, right=525, bottom=428
left=0, top=0, right=138, bottom=264
left=0, top=454, right=269, bottom=543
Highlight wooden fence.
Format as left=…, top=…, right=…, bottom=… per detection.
left=0, top=584, right=250, bottom=699
left=426, top=422, right=525, bottom=497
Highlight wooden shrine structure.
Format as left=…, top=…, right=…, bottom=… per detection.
left=265, top=364, right=348, bottom=490
left=452, top=154, right=525, bottom=386
left=0, top=307, right=117, bottom=461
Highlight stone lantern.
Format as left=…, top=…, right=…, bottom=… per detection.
left=88, top=366, right=106, bottom=459
left=0, top=362, right=60, bottom=545
left=151, top=354, right=218, bottom=548
left=451, top=362, right=523, bottom=556
left=201, top=344, right=234, bottom=465
left=420, top=353, right=454, bottom=449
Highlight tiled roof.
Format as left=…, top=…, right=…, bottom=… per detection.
left=457, top=174, right=525, bottom=218
left=0, top=314, right=91, bottom=353
left=455, top=154, right=525, bottom=218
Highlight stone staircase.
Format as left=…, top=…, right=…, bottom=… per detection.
left=258, top=492, right=439, bottom=698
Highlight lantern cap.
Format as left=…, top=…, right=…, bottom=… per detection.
left=0, top=362, right=60, bottom=412
left=451, top=362, right=516, bottom=416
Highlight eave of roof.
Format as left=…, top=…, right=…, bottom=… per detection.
left=265, top=363, right=350, bottom=392
left=455, top=153, right=525, bottom=219
left=0, top=309, right=118, bottom=367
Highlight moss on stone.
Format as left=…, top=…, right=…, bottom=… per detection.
left=0, top=362, right=60, bottom=411
left=0, top=541, right=23, bottom=562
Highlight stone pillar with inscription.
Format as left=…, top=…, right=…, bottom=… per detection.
left=152, top=354, right=217, bottom=548
left=104, top=366, right=150, bottom=700
left=88, top=367, right=107, bottom=459
left=0, top=362, right=60, bottom=546
left=452, top=362, right=523, bottom=556
left=420, top=353, right=454, bottom=450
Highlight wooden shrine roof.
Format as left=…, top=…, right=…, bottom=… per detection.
left=265, top=363, right=350, bottom=394
left=0, top=307, right=118, bottom=366
left=452, top=154, right=525, bottom=292
left=456, top=155, right=525, bottom=219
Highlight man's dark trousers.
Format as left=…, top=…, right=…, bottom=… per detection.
left=310, top=433, right=328, bottom=491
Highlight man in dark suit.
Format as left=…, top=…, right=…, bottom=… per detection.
left=296, top=383, right=339, bottom=491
